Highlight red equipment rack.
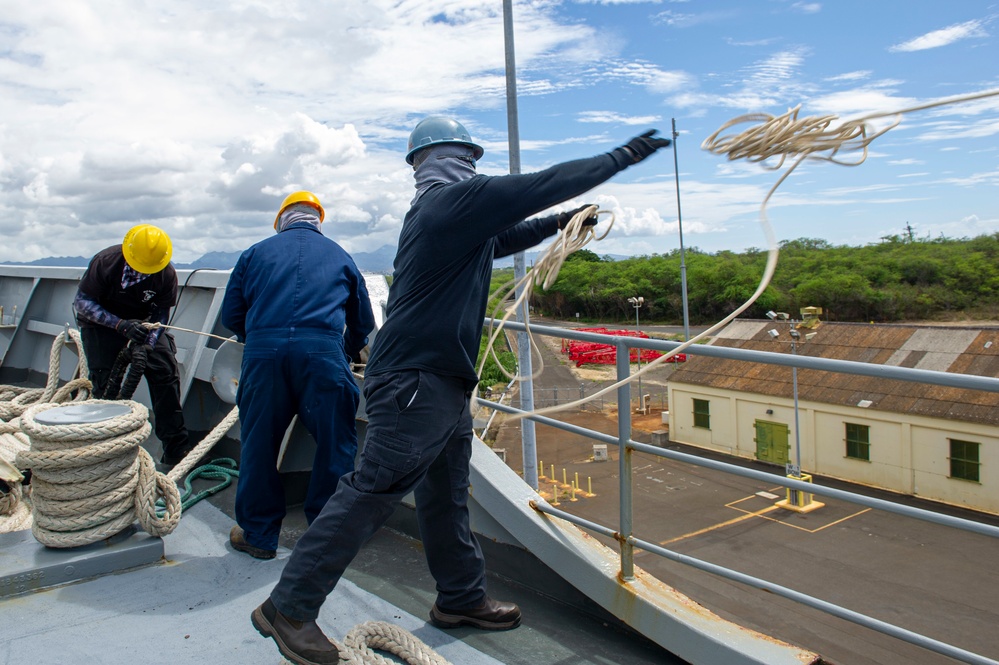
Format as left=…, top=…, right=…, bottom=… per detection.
left=561, top=327, right=686, bottom=367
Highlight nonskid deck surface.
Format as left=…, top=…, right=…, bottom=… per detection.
left=2, top=501, right=505, bottom=665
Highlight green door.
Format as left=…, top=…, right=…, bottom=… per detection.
left=754, top=420, right=789, bottom=465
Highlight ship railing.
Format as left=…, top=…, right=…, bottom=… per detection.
left=483, top=319, right=999, bottom=665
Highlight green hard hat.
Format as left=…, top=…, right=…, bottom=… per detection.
left=406, top=116, right=484, bottom=165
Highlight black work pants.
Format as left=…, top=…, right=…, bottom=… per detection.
left=270, top=369, right=486, bottom=621
left=80, top=325, right=190, bottom=458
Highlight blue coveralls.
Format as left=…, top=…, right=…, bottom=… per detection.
left=221, top=221, right=375, bottom=551
left=269, top=148, right=633, bottom=619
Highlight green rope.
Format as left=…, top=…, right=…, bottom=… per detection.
left=156, top=458, right=239, bottom=515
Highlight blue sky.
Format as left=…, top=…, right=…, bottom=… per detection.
left=1, top=1, right=997, bottom=264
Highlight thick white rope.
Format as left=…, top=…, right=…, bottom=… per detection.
left=476, top=205, right=614, bottom=388
left=16, top=400, right=182, bottom=547
left=1, top=329, right=92, bottom=532
left=0, top=328, right=91, bottom=422
left=487, top=87, right=999, bottom=421
left=335, top=621, right=454, bottom=665
left=166, top=406, right=240, bottom=484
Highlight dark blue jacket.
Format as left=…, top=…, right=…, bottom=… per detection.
left=221, top=222, right=374, bottom=358
left=365, top=150, right=631, bottom=386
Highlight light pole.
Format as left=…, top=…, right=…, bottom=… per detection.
left=502, top=0, right=539, bottom=491
left=766, top=311, right=822, bottom=512
left=628, top=296, right=644, bottom=412
left=671, top=118, right=690, bottom=341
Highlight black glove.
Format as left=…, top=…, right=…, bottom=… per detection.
left=116, top=319, right=149, bottom=344
left=557, top=205, right=599, bottom=230
left=617, top=129, right=671, bottom=164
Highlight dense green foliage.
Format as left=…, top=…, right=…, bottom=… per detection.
left=478, top=268, right=518, bottom=388
left=528, top=234, right=999, bottom=324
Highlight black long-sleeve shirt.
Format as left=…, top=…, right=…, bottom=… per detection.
left=364, top=150, right=632, bottom=386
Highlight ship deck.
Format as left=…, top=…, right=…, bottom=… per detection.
left=3, top=482, right=677, bottom=665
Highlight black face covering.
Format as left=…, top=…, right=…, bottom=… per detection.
left=411, top=144, right=477, bottom=205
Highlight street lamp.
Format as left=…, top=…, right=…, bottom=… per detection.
left=628, top=296, right=645, bottom=412
left=766, top=312, right=822, bottom=512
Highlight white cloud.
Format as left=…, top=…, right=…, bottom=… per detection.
left=0, top=0, right=602, bottom=263
left=889, top=19, right=988, bottom=52
left=667, top=47, right=811, bottom=112
left=574, top=0, right=661, bottom=4
left=809, top=86, right=918, bottom=117
left=652, top=9, right=736, bottom=28
left=826, top=71, right=872, bottom=83
left=790, top=3, right=822, bottom=14
left=577, top=111, right=662, bottom=125
left=0, top=1, right=996, bottom=264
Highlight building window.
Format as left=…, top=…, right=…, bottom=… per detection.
left=845, top=423, right=870, bottom=460
left=693, top=399, right=710, bottom=429
left=950, top=439, right=980, bottom=483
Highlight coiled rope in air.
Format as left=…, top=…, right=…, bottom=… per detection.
left=482, top=86, right=999, bottom=420
left=0, top=328, right=92, bottom=533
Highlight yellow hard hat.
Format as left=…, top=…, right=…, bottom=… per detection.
left=122, top=224, right=173, bottom=274
left=274, top=191, right=324, bottom=230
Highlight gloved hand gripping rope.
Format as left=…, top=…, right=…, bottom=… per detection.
left=476, top=204, right=614, bottom=388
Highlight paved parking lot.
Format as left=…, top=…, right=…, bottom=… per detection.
left=491, top=335, right=999, bottom=665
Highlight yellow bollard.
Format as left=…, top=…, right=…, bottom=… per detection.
left=538, top=460, right=544, bottom=479
left=570, top=484, right=577, bottom=502
left=552, top=484, right=560, bottom=506
left=588, top=477, right=592, bottom=495
left=562, top=468, right=567, bottom=486
left=550, top=464, right=555, bottom=480
left=574, top=471, right=579, bottom=489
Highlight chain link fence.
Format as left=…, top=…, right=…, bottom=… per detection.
left=529, top=383, right=669, bottom=412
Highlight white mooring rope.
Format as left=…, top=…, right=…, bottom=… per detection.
left=334, top=620, right=454, bottom=665
left=1, top=328, right=92, bottom=533
left=16, top=399, right=182, bottom=547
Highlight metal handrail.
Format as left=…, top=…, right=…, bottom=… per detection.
left=483, top=318, right=999, bottom=665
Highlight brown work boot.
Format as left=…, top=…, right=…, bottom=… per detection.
left=251, top=598, right=340, bottom=665
left=429, top=596, right=522, bottom=630
left=229, top=525, right=276, bottom=560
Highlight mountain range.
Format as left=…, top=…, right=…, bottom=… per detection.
left=3, top=245, right=625, bottom=274
left=3, top=245, right=400, bottom=273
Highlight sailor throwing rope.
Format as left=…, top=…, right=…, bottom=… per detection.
left=249, top=116, right=672, bottom=665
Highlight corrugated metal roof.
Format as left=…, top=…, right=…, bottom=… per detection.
left=670, top=321, right=999, bottom=426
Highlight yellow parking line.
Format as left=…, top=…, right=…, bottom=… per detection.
left=660, top=505, right=780, bottom=546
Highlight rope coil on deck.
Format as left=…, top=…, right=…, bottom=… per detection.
left=1, top=328, right=92, bottom=531
left=335, top=621, right=453, bottom=665
left=15, top=400, right=182, bottom=547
